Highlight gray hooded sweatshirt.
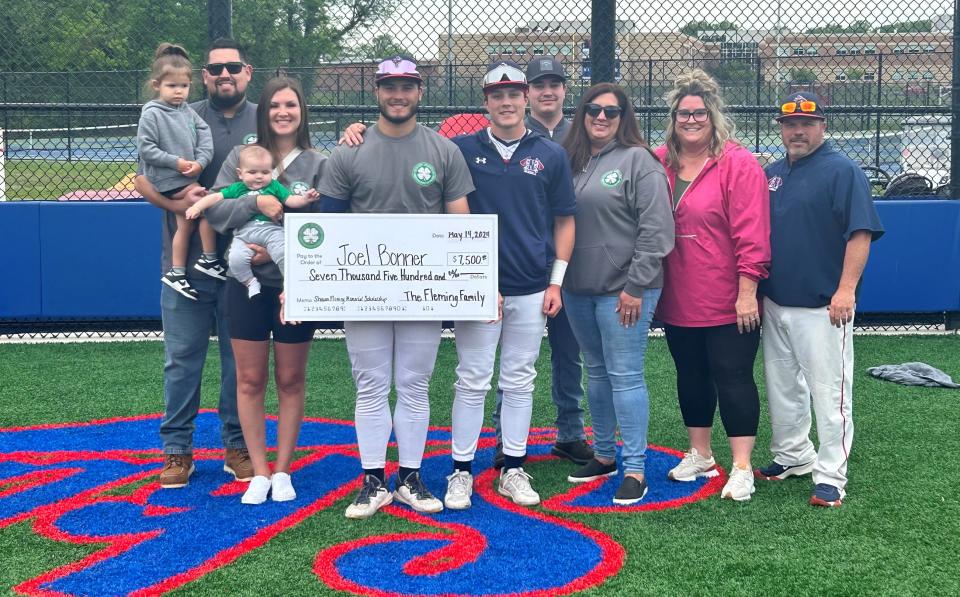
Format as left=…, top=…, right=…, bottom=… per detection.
left=137, top=99, right=214, bottom=193
left=564, top=142, right=675, bottom=297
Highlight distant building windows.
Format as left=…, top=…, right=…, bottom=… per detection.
left=721, top=42, right=758, bottom=60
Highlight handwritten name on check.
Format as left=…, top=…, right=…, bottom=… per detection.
left=284, top=214, right=498, bottom=321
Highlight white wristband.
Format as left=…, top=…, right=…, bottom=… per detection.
left=550, top=259, right=568, bottom=286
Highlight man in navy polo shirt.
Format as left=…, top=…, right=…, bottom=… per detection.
left=755, top=92, right=883, bottom=507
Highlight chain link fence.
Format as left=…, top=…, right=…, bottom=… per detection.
left=0, top=0, right=955, bottom=200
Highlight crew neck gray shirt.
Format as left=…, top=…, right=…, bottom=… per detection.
left=318, top=123, right=475, bottom=214
left=191, top=99, right=259, bottom=189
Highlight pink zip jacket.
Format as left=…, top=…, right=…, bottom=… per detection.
left=654, top=141, right=770, bottom=327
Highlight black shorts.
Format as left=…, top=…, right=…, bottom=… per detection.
left=161, top=185, right=189, bottom=199
left=226, top=278, right=316, bottom=343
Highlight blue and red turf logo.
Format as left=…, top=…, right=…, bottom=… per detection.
left=0, top=412, right=724, bottom=595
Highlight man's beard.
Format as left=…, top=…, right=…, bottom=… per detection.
left=209, top=85, right=245, bottom=110
left=379, top=101, right=418, bottom=125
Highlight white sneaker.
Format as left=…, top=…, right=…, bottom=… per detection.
left=444, top=470, right=474, bottom=510
left=241, top=475, right=271, bottom=505
left=345, top=475, right=393, bottom=519
left=498, top=467, right=540, bottom=506
left=667, top=448, right=719, bottom=482
left=721, top=464, right=756, bottom=502
left=271, top=471, right=296, bottom=502
left=394, top=471, right=443, bottom=513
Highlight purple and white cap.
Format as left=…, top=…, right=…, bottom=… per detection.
left=375, top=55, right=422, bottom=84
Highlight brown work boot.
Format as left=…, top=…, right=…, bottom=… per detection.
left=159, top=453, right=194, bottom=488
left=224, top=448, right=254, bottom=482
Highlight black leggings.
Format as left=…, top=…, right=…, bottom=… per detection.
left=664, top=323, right=760, bottom=437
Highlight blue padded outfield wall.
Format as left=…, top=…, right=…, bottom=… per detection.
left=0, top=199, right=958, bottom=321
left=0, top=202, right=161, bottom=319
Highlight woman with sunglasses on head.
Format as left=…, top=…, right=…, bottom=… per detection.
left=653, top=70, right=770, bottom=502
left=560, top=83, right=674, bottom=505
left=204, top=77, right=326, bottom=506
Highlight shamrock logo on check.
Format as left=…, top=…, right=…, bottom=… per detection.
left=298, top=223, right=324, bottom=249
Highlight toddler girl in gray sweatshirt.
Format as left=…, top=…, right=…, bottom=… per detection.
left=137, top=43, right=218, bottom=301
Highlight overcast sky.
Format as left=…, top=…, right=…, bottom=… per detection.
left=346, top=0, right=953, bottom=59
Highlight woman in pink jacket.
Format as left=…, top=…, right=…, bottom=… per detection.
left=654, top=70, right=771, bottom=502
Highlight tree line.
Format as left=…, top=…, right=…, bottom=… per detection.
left=0, top=0, right=404, bottom=73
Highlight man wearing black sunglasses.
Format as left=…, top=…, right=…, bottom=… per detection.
left=134, top=38, right=259, bottom=490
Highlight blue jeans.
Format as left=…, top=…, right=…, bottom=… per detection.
left=562, top=288, right=661, bottom=474
left=491, top=305, right=586, bottom=444
left=160, top=277, right=244, bottom=454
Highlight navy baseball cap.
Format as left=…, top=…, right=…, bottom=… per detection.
left=776, top=91, right=826, bottom=121
left=526, top=57, right=567, bottom=83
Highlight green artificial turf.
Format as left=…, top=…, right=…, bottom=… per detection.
left=0, top=335, right=958, bottom=595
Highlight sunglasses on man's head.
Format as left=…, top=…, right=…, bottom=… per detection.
left=204, top=62, right=245, bottom=76
left=780, top=100, right=818, bottom=114
left=584, top=103, right=622, bottom=119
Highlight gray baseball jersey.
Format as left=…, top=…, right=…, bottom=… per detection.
left=318, top=124, right=474, bottom=214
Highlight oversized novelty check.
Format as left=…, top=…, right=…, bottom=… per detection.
left=283, top=214, right=498, bottom=321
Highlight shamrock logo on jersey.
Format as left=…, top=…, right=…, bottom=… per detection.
left=243, top=133, right=258, bottom=144
left=298, top=223, right=324, bottom=249
left=291, top=181, right=310, bottom=195
left=600, top=169, right=623, bottom=188
left=412, top=162, right=437, bottom=186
